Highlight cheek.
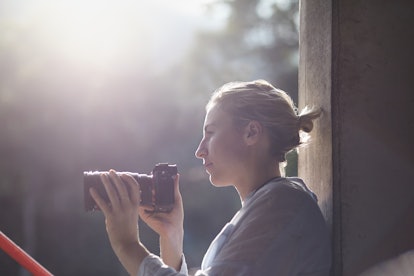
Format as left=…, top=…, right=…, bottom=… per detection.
left=211, top=133, right=244, bottom=160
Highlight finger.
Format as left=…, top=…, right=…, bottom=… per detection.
left=109, top=170, right=130, bottom=206
left=90, top=187, right=111, bottom=215
left=100, top=172, right=121, bottom=211
left=173, top=174, right=183, bottom=204
left=120, top=174, right=141, bottom=206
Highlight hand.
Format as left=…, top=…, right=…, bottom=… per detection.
left=90, top=170, right=140, bottom=251
left=138, top=174, right=184, bottom=270
left=90, top=170, right=149, bottom=275
left=138, top=174, right=184, bottom=237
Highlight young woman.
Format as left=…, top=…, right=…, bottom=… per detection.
left=90, top=80, right=331, bottom=275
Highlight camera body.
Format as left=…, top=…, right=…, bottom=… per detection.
left=84, top=163, right=177, bottom=213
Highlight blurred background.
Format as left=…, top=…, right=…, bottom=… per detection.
left=0, top=0, right=299, bottom=275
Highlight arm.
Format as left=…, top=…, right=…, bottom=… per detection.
left=90, top=170, right=185, bottom=275
left=90, top=170, right=149, bottom=275
left=138, top=174, right=184, bottom=270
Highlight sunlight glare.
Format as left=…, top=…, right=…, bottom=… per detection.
left=21, top=0, right=223, bottom=66
left=5, top=0, right=228, bottom=69
left=29, top=1, right=150, bottom=66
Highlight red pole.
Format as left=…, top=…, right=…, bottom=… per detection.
left=0, top=231, right=53, bottom=276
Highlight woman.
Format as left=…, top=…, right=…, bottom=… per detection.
left=90, top=80, right=331, bottom=275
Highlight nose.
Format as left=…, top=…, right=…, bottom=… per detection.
left=195, top=138, right=207, bottom=159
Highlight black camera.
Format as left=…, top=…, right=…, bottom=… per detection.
left=84, top=163, right=177, bottom=213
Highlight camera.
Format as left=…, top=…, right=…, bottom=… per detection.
left=84, top=163, right=177, bottom=213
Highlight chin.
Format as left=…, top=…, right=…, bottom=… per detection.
left=209, top=175, right=232, bottom=187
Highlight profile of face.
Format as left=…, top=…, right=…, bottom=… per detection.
left=195, top=105, right=248, bottom=187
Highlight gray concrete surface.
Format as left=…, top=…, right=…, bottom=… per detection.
left=298, top=1, right=414, bottom=275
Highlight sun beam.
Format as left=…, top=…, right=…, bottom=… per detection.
left=26, top=1, right=152, bottom=67
left=4, top=0, right=228, bottom=70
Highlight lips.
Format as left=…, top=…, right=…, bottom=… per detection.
left=204, top=162, right=213, bottom=170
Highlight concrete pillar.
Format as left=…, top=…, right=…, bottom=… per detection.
left=298, top=0, right=414, bottom=275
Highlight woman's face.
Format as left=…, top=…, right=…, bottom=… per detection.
left=195, top=105, right=247, bottom=187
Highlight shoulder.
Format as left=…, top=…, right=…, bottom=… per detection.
left=230, top=178, right=326, bottom=239
left=232, top=177, right=329, bottom=250
left=213, top=178, right=331, bottom=275
left=245, top=177, right=318, bottom=215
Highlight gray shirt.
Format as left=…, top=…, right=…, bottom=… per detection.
left=138, top=177, right=331, bottom=276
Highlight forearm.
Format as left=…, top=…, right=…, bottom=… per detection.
left=113, top=241, right=150, bottom=276
left=159, top=228, right=184, bottom=271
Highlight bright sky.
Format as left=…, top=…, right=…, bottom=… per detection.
left=0, top=0, right=230, bottom=70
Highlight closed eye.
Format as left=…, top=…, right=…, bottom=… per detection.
left=204, top=123, right=216, bottom=136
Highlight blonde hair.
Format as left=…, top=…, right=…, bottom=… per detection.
left=207, top=79, right=321, bottom=162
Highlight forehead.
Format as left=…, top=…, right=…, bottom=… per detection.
left=204, top=105, right=232, bottom=127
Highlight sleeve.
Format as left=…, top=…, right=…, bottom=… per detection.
left=360, top=250, right=414, bottom=276
left=204, top=186, right=331, bottom=276
left=138, top=254, right=189, bottom=276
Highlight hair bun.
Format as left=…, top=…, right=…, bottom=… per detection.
left=298, top=107, right=322, bottom=133
left=298, top=116, right=314, bottom=133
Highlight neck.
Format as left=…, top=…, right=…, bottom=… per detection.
left=234, top=160, right=281, bottom=201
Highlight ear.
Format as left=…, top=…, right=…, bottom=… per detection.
left=243, top=121, right=263, bottom=145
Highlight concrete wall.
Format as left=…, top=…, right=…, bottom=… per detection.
left=299, top=0, right=414, bottom=275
